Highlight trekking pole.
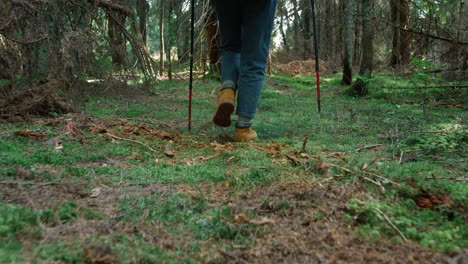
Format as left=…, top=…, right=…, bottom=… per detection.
left=188, top=0, right=195, bottom=130
left=310, top=0, right=321, bottom=114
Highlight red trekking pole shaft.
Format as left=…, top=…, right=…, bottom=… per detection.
left=188, top=0, right=195, bottom=130
left=310, top=0, right=321, bottom=113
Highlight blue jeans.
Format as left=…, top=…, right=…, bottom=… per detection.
left=214, top=0, right=277, bottom=118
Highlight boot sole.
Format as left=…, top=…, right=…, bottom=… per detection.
left=213, top=102, right=234, bottom=127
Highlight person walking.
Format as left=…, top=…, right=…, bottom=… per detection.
left=212, top=0, right=277, bottom=142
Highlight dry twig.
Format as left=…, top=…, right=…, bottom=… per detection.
left=362, top=171, right=400, bottom=186
left=301, top=136, right=309, bottom=153
left=425, top=177, right=466, bottom=182
left=356, top=144, right=384, bottom=152
left=0, top=181, right=60, bottom=187
left=374, top=208, right=408, bottom=242
left=106, top=132, right=158, bottom=153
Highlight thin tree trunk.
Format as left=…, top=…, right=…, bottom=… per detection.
left=205, top=1, right=221, bottom=74
left=302, top=0, right=312, bottom=60
left=352, top=0, right=373, bottom=96
left=165, top=0, right=173, bottom=80
left=159, top=0, right=164, bottom=77
left=291, top=0, right=302, bottom=53
left=342, top=0, right=355, bottom=85
left=278, top=0, right=289, bottom=52
left=324, top=0, right=333, bottom=59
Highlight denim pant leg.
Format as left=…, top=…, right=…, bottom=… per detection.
left=236, top=0, right=277, bottom=118
left=214, top=1, right=241, bottom=90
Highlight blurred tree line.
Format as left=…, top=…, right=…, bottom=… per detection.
left=0, top=0, right=466, bottom=95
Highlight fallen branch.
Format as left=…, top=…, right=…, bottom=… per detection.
left=411, top=131, right=454, bottom=135
left=324, top=163, right=386, bottom=192
left=286, top=154, right=303, bottom=166
left=14, top=131, right=47, bottom=140
left=378, top=84, right=468, bottom=90
left=92, top=0, right=131, bottom=15
left=1, top=34, right=48, bottom=44
left=425, top=177, right=466, bottom=182
left=374, top=208, right=408, bottom=243
left=362, top=171, right=400, bottom=186
left=378, top=19, right=468, bottom=46
left=356, top=144, right=384, bottom=152
left=106, top=132, right=158, bottom=153
left=359, top=175, right=386, bottom=192
left=0, top=181, right=60, bottom=187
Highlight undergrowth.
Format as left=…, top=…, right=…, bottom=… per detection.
left=0, top=71, right=466, bottom=262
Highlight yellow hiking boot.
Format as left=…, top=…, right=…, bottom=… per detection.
left=235, top=127, right=258, bottom=142
left=213, top=88, right=235, bottom=127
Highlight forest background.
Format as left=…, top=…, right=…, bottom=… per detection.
left=0, top=0, right=466, bottom=263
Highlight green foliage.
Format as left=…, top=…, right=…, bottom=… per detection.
left=410, top=58, right=445, bottom=84
left=404, top=131, right=467, bottom=152
left=35, top=241, right=83, bottom=263
left=0, top=203, right=43, bottom=262
left=57, top=201, right=78, bottom=222
left=118, top=193, right=250, bottom=242
left=0, top=203, right=39, bottom=238
left=346, top=198, right=467, bottom=253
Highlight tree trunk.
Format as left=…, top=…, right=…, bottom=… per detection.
left=137, top=0, right=148, bottom=46
left=323, top=0, right=333, bottom=59
left=302, top=0, right=312, bottom=60
left=291, top=0, right=302, bottom=53
left=342, top=0, right=355, bottom=85
left=389, top=0, right=410, bottom=66
left=353, top=0, right=361, bottom=66
left=205, top=1, right=221, bottom=74
left=159, top=0, right=164, bottom=77
left=165, top=0, right=173, bottom=80
left=278, top=0, right=289, bottom=52
left=108, top=12, right=127, bottom=70
left=352, top=0, right=373, bottom=96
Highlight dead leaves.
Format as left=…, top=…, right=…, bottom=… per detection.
left=414, top=190, right=451, bottom=209
left=83, top=244, right=120, bottom=264
left=210, top=141, right=235, bottom=152
left=286, top=153, right=330, bottom=174
left=254, top=143, right=287, bottom=155
left=121, top=123, right=178, bottom=140
left=184, top=155, right=219, bottom=166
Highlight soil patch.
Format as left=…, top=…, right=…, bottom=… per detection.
left=212, top=180, right=447, bottom=264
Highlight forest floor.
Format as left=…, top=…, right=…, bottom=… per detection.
left=0, top=72, right=467, bottom=263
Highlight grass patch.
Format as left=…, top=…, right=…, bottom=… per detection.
left=0, top=71, right=465, bottom=261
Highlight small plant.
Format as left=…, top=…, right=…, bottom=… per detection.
left=0, top=203, right=38, bottom=238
